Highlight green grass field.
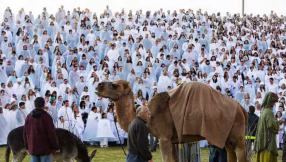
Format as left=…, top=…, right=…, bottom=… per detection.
left=0, top=145, right=283, bottom=162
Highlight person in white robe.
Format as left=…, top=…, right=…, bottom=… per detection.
left=8, top=104, right=18, bottom=131
left=15, top=101, right=28, bottom=127
left=59, top=79, right=71, bottom=96
left=157, top=71, right=172, bottom=93
left=48, top=81, right=60, bottom=95
left=58, top=100, right=74, bottom=131
left=55, top=116, right=69, bottom=130
left=96, top=113, right=115, bottom=147
left=12, top=78, right=25, bottom=99
left=83, top=107, right=101, bottom=143
left=106, top=44, right=120, bottom=65
left=68, top=65, right=80, bottom=88
left=0, top=107, right=9, bottom=145
left=75, top=76, right=87, bottom=96
left=72, top=107, right=84, bottom=141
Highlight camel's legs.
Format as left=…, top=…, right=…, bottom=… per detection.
left=235, top=136, right=247, bottom=162
left=159, top=139, right=177, bottom=162
left=225, top=144, right=237, bottom=162
left=172, top=144, right=178, bottom=162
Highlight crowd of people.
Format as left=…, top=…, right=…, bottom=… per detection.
left=0, top=5, right=285, bottom=151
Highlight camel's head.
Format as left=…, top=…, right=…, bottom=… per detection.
left=76, top=149, right=97, bottom=162
left=96, top=80, right=131, bottom=101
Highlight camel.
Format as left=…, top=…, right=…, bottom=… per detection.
left=5, top=126, right=97, bottom=162
left=95, top=80, right=248, bottom=162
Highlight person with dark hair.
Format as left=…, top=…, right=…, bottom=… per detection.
left=15, top=101, right=27, bottom=127
left=83, top=106, right=101, bottom=143
left=96, top=112, right=115, bottom=148
left=23, top=97, right=60, bottom=162
left=246, top=105, right=259, bottom=152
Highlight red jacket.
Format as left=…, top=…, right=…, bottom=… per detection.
left=23, top=108, right=60, bottom=155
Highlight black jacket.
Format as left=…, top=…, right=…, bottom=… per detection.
left=127, top=117, right=152, bottom=161
left=248, top=113, right=259, bottom=136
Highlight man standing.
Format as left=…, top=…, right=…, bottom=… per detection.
left=127, top=106, right=153, bottom=162
left=58, top=100, right=73, bottom=131
left=254, top=92, right=280, bottom=162
left=23, top=97, right=60, bottom=162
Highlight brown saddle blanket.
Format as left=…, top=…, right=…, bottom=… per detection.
left=168, top=82, right=240, bottom=149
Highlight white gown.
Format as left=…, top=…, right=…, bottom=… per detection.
left=72, top=115, right=84, bottom=141
left=15, top=108, right=28, bottom=128
left=26, top=96, right=35, bottom=114
left=83, top=111, right=101, bottom=141
left=96, top=118, right=116, bottom=146
left=8, top=110, right=17, bottom=131
left=55, top=121, right=70, bottom=131
left=96, top=119, right=115, bottom=138
left=0, top=113, right=9, bottom=145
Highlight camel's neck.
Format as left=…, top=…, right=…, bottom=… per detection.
left=114, top=93, right=135, bottom=132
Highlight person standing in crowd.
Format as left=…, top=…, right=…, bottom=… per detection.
left=0, top=107, right=9, bottom=145
left=57, top=100, right=73, bottom=131
left=15, top=101, right=27, bottom=127
left=254, top=92, right=281, bottom=162
left=96, top=112, right=115, bottom=148
left=23, top=97, right=60, bottom=162
left=246, top=106, right=259, bottom=152
left=127, top=106, right=153, bottom=162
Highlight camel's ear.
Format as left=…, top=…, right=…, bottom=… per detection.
left=90, top=150, right=97, bottom=161
left=111, top=82, right=119, bottom=88
left=123, top=82, right=130, bottom=89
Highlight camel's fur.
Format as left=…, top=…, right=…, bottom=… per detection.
left=96, top=80, right=248, bottom=162
left=6, top=126, right=97, bottom=162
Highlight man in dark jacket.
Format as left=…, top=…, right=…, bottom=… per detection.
left=246, top=105, right=259, bottom=153
left=248, top=106, right=259, bottom=137
left=23, top=97, right=60, bottom=162
left=127, top=106, right=153, bottom=162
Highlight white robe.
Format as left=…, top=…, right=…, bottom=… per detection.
left=58, top=106, right=74, bottom=131
left=14, top=60, right=25, bottom=77
left=26, top=96, right=35, bottom=114
left=83, top=111, right=101, bottom=141
left=72, top=115, right=84, bottom=141
left=0, top=113, right=9, bottom=145
left=157, top=75, right=172, bottom=93
left=15, top=108, right=28, bottom=128
left=96, top=119, right=115, bottom=138
left=55, top=121, right=70, bottom=130
left=8, top=110, right=17, bottom=131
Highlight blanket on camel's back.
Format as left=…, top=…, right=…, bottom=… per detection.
left=168, top=82, right=240, bottom=149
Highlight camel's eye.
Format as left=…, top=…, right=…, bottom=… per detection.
left=112, top=83, right=119, bottom=88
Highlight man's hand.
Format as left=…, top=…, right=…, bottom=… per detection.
left=148, top=159, right=153, bottom=162
left=54, top=150, right=60, bottom=154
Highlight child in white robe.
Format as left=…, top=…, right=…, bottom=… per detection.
left=83, top=107, right=101, bottom=143
left=96, top=113, right=115, bottom=148
left=72, top=107, right=84, bottom=141
left=55, top=116, right=70, bottom=130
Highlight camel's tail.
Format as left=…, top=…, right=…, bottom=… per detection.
left=5, top=143, right=11, bottom=162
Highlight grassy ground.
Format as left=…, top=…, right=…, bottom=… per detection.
left=0, top=145, right=283, bottom=162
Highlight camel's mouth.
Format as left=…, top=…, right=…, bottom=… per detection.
left=95, top=87, right=102, bottom=96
